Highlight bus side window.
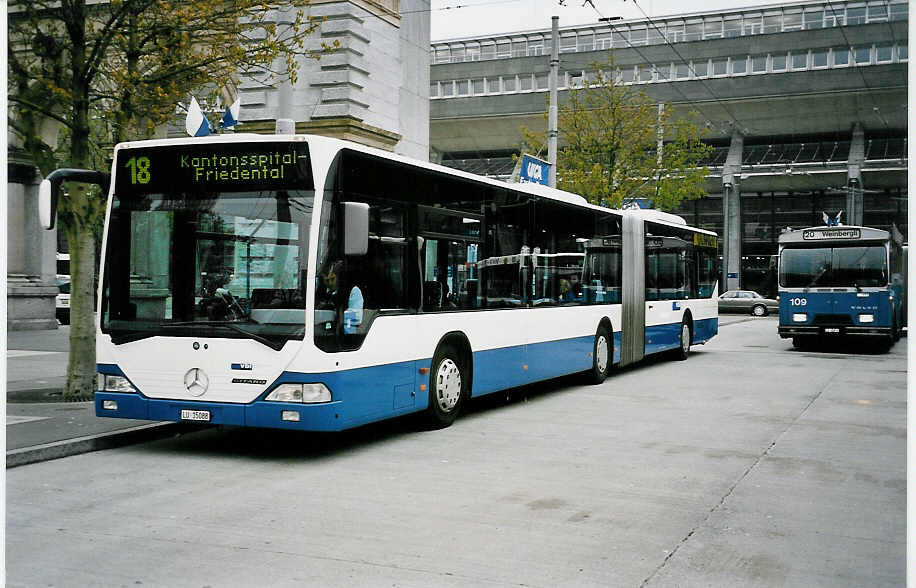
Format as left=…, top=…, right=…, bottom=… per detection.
left=646, top=253, right=658, bottom=301
left=697, top=250, right=716, bottom=298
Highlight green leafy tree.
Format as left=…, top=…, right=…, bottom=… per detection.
left=9, top=0, right=333, bottom=400
left=522, top=58, right=711, bottom=210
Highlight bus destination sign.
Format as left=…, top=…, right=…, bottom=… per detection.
left=802, top=228, right=861, bottom=241
left=693, top=233, right=717, bottom=248
left=114, top=141, right=314, bottom=195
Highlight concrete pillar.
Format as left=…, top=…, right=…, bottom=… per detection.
left=846, top=123, right=865, bottom=226
left=721, top=132, right=743, bottom=292
left=7, top=160, right=59, bottom=330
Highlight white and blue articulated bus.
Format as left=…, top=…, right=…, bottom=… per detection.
left=40, top=134, right=718, bottom=431
left=777, top=225, right=906, bottom=350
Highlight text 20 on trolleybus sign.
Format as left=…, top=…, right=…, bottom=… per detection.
left=802, top=228, right=861, bottom=241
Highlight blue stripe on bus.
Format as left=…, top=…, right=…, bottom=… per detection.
left=94, top=325, right=696, bottom=431
left=645, top=323, right=681, bottom=355
left=693, top=317, right=718, bottom=344
left=779, top=291, right=892, bottom=327
left=644, top=317, right=718, bottom=355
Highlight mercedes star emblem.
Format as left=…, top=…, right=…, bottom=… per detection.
left=183, top=368, right=209, bottom=397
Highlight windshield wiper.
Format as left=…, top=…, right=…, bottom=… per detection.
left=160, top=320, right=282, bottom=351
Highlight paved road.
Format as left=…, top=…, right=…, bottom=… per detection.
left=6, top=317, right=906, bottom=587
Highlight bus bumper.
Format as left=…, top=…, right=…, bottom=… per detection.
left=778, top=325, right=893, bottom=338
left=95, top=391, right=347, bottom=432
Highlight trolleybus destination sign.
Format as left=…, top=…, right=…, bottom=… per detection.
left=802, top=228, right=861, bottom=241
left=114, top=141, right=314, bottom=195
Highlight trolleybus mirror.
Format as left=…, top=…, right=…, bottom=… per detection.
left=38, top=168, right=111, bottom=230
left=343, top=201, right=369, bottom=256
left=39, top=178, right=57, bottom=230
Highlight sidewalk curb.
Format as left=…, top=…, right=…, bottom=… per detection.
left=6, top=422, right=192, bottom=468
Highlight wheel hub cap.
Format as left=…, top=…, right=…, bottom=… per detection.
left=436, top=359, right=462, bottom=412
left=596, top=335, right=609, bottom=372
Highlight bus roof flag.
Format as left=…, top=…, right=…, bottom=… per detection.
left=221, top=98, right=241, bottom=129
left=185, top=97, right=211, bottom=137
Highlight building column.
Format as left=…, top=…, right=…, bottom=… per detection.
left=721, top=132, right=743, bottom=292
left=7, top=160, right=59, bottom=330
left=846, top=122, right=865, bottom=226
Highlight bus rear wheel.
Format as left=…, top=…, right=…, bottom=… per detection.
left=675, top=320, right=691, bottom=361
left=425, top=344, right=466, bottom=428
left=588, top=325, right=612, bottom=384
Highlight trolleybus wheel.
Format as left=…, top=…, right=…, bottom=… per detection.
left=792, top=337, right=809, bottom=350
left=752, top=304, right=767, bottom=317
left=588, top=325, right=612, bottom=384
left=675, top=320, right=691, bottom=361
left=426, top=344, right=466, bottom=428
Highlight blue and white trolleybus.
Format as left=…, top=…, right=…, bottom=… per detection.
left=777, top=224, right=905, bottom=350
left=40, top=133, right=719, bottom=431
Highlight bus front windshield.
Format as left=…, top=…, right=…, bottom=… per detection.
left=101, top=142, right=314, bottom=349
left=779, top=245, right=888, bottom=288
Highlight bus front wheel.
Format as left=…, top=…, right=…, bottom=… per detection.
left=426, top=344, right=466, bottom=428
left=792, top=337, right=811, bottom=350
left=588, top=325, right=612, bottom=384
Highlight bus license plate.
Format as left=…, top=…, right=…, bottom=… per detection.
left=180, top=409, right=210, bottom=422
left=823, top=328, right=841, bottom=334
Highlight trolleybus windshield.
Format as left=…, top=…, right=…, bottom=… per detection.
left=101, top=142, right=315, bottom=349
left=779, top=245, right=888, bottom=288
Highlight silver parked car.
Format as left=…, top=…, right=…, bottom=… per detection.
left=718, top=290, right=778, bottom=316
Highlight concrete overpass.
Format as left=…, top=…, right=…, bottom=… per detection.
left=429, top=0, right=908, bottom=294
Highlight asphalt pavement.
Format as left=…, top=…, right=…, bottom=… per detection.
left=1, top=314, right=876, bottom=468
left=6, top=325, right=189, bottom=468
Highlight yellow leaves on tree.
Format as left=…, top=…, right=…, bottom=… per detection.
left=522, top=58, right=712, bottom=211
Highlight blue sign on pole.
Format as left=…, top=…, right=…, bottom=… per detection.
left=519, top=154, right=550, bottom=186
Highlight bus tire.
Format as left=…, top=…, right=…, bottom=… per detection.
left=426, top=344, right=466, bottom=428
left=588, top=325, right=612, bottom=384
left=751, top=304, right=767, bottom=317
left=675, top=319, right=692, bottom=361
left=792, top=337, right=810, bottom=350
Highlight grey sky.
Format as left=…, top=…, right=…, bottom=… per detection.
left=431, top=0, right=787, bottom=40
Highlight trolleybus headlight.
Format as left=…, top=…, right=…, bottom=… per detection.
left=859, top=313, right=875, bottom=323
left=97, top=373, right=137, bottom=393
left=792, top=313, right=807, bottom=322
left=265, top=383, right=331, bottom=403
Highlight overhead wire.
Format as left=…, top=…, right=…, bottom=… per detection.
left=823, top=0, right=893, bottom=129
left=541, top=0, right=746, bottom=137
left=627, top=0, right=749, bottom=135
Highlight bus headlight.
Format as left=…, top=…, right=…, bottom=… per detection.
left=97, top=373, right=137, bottom=393
left=859, top=314, right=874, bottom=323
left=265, top=383, right=331, bottom=403
left=793, top=313, right=807, bottom=322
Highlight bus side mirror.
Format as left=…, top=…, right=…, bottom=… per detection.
left=38, top=168, right=112, bottom=230
left=39, top=177, right=59, bottom=230
left=343, top=201, right=369, bottom=256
